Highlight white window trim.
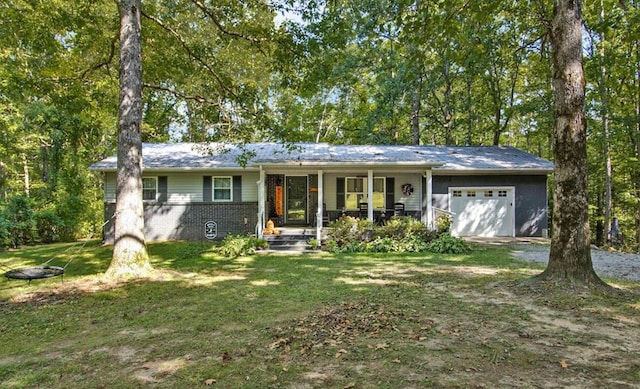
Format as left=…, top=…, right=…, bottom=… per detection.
left=142, top=176, right=158, bottom=202
left=212, top=176, right=233, bottom=202
left=345, top=177, right=385, bottom=210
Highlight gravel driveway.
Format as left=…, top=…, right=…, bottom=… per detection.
left=510, top=243, right=640, bottom=282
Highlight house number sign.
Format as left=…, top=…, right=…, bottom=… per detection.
left=205, top=221, right=217, bottom=239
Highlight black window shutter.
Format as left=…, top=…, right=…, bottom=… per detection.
left=203, top=176, right=212, bottom=202
left=158, top=176, right=168, bottom=202
left=336, top=177, right=345, bottom=209
left=385, top=177, right=395, bottom=210
left=233, top=176, right=242, bottom=202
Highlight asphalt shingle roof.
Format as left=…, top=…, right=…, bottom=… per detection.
left=89, top=142, right=554, bottom=172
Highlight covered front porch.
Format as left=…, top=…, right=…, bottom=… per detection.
left=255, top=165, right=438, bottom=242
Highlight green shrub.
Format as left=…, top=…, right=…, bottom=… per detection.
left=366, top=237, right=399, bottom=252
left=327, top=216, right=373, bottom=244
left=34, top=209, right=65, bottom=243
left=3, top=195, right=36, bottom=247
left=435, top=213, right=452, bottom=234
left=218, top=234, right=267, bottom=258
left=307, top=238, right=320, bottom=250
left=324, top=240, right=338, bottom=253
left=324, top=214, right=472, bottom=255
left=0, top=215, right=10, bottom=248
left=425, top=234, right=470, bottom=254
left=399, top=235, right=430, bottom=253
left=377, top=216, right=429, bottom=240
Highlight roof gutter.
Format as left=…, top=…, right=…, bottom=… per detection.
left=251, top=161, right=445, bottom=168
left=433, top=167, right=554, bottom=175
left=88, top=166, right=259, bottom=173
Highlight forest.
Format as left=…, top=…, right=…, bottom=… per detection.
left=1, top=0, right=639, bottom=250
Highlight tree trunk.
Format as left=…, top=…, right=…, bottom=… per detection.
left=411, top=86, right=421, bottom=145
left=443, top=36, right=453, bottom=146
left=535, top=0, right=604, bottom=286
left=635, top=39, right=640, bottom=251
left=106, top=0, right=153, bottom=279
left=22, top=153, right=29, bottom=197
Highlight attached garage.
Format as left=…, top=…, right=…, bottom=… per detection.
left=449, top=187, right=514, bottom=237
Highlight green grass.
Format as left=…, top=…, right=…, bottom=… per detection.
left=1, top=241, right=639, bottom=388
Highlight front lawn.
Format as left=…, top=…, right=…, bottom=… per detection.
left=0, top=241, right=639, bottom=388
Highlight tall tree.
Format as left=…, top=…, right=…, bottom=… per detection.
left=106, top=0, right=152, bottom=278
left=535, top=0, right=605, bottom=286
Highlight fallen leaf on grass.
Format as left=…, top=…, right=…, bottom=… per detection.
left=344, top=383, right=356, bottom=388
left=205, top=378, right=216, bottom=385
left=375, top=342, right=389, bottom=350
left=392, top=359, right=401, bottom=364
left=335, top=349, right=348, bottom=358
left=559, top=359, right=570, bottom=369
left=270, top=338, right=289, bottom=350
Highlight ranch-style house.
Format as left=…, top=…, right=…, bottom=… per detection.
left=89, top=142, right=554, bottom=242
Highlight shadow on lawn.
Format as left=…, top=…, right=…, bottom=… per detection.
left=1, top=241, right=639, bottom=389
left=0, top=241, right=531, bottom=297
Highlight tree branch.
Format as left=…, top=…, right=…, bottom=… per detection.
left=143, top=83, right=223, bottom=108
left=141, top=10, right=239, bottom=100
left=189, top=0, right=269, bottom=43
left=80, top=33, right=119, bottom=79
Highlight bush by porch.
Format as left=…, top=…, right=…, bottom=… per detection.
left=325, top=215, right=470, bottom=254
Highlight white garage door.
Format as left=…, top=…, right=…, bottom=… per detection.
left=450, top=188, right=514, bottom=237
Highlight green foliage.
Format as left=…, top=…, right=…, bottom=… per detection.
left=218, top=234, right=268, bottom=258
left=425, top=234, right=471, bottom=254
left=435, top=213, right=452, bottom=234
left=326, top=215, right=462, bottom=254
left=34, top=209, right=65, bottom=244
left=327, top=216, right=374, bottom=245
left=307, top=238, right=320, bottom=249
left=2, top=195, right=36, bottom=247
left=0, top=215, right=10, bottom=248
left=376, top=216, right=429, bottom=240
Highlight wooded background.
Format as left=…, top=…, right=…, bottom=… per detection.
left=1, top=0, right=638, bottom=250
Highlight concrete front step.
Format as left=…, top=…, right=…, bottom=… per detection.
left=263, top=227, right=318, bottom=251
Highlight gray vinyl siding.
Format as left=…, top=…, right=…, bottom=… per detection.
left=432, top=175, right=549, bottom=237
left=240, top=172, right=259, bottom=202
left=169, top=174, right=203, bottom=202
left=324, top=172, right=422, bottom=212
left=102, top=172, right=260, bottom=203
left=105, top=173, right=116, bottom=202
left=393, top=173, right=421, bottom=211
left=324, top=173, right=338, bottom=211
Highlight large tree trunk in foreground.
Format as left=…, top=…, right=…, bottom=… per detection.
left=535, top=0, right=604, bottom=286
left=106, top=0, right=152, bottom=279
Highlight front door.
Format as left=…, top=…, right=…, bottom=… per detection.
left=286, top=176, right=307, bottom=225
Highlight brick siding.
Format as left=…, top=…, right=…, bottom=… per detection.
left=103, top=202, right=258, bottom=243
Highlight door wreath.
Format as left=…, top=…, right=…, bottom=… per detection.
left=401, top=183, right=414, bottom=196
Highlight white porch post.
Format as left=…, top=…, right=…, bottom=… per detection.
left=367, top=169, right=374, bottom=222
left=426, top=169, right=433, bottom=229
left=317, top=169, right=323, bottom=241
left=257, top=167, right=266, bottom=238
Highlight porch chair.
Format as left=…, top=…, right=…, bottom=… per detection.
left=393, top=202, right=405, bottom=217
left=359, top=202, right=368, bottom=219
